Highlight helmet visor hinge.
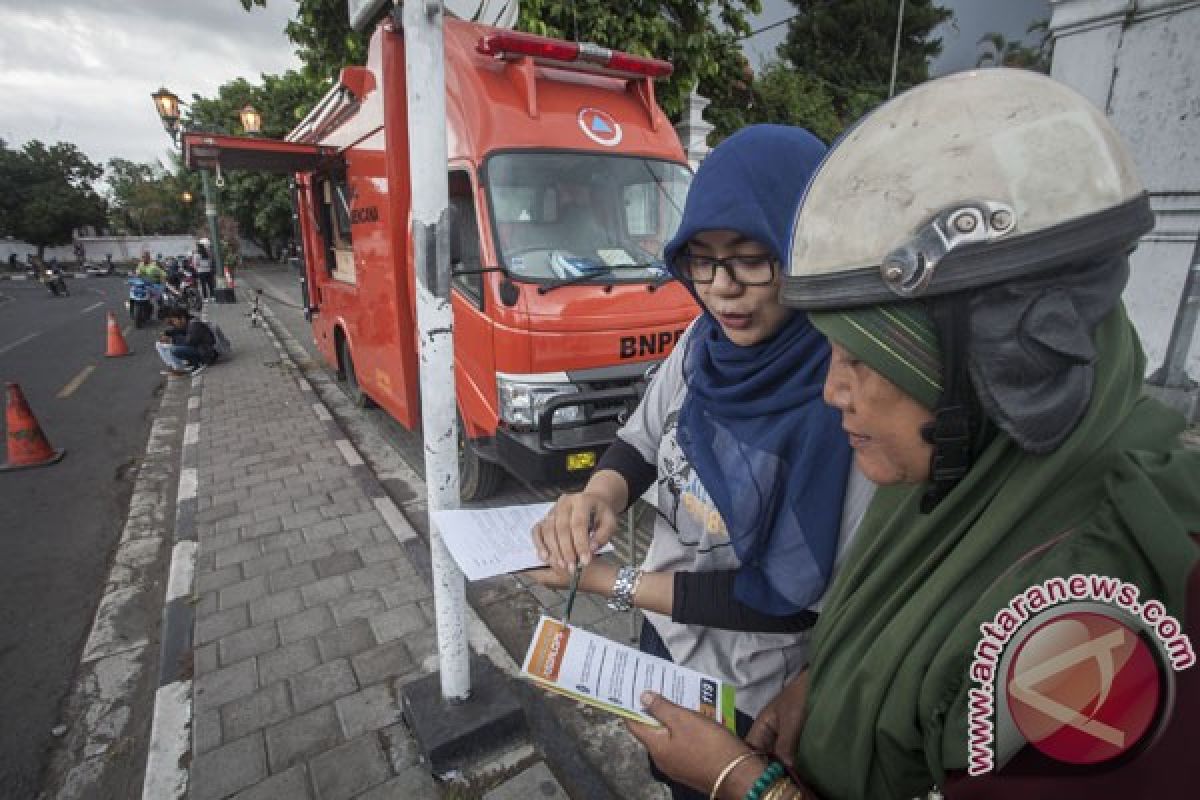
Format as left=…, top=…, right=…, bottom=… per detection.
left=882, top=201, right=1016, bottom=297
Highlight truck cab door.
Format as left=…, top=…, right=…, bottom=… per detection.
left=448, top=170, right=496, bottom=439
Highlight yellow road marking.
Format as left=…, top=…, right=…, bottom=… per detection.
left=58, top=365, right=96, bottom=399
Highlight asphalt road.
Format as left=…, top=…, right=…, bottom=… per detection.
left=0, top=276, right=166, bottom=798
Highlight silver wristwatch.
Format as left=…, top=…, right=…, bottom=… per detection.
left=607, top=566, right=642, bottom=612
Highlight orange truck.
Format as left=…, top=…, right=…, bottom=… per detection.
left=184, top=14, right=697, bottom=499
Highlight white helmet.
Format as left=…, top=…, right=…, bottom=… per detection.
left=782, top=68, right=1153, bottom=309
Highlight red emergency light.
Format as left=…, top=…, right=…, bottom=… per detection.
left=477, top=30, right=673, bottom=79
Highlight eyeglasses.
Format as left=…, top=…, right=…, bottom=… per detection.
left=675, top=252, right=777, bottom=286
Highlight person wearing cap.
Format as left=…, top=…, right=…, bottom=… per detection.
left=528, top=125, right=872, bottom=800
left=626, top=69, right=1199, bottom=800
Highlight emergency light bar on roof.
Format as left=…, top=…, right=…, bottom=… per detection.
left=476, top=30, right=674, bottom=79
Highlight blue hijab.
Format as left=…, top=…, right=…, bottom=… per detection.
left=663, top=125, right=852, bottom=615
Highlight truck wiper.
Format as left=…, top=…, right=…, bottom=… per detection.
left=537, top=263, right=667, bottom=295
left=537, top=265, right=617, bottom=294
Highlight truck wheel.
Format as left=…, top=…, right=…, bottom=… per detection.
left=338, top=337, right=375, bottom=409
left=459, top=420, right=503, bottom=501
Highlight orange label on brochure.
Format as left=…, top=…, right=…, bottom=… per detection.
left=527, top=618, right=571, bottom=682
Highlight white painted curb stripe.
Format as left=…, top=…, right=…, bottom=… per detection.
left=335, top=439, right=363, bottom=466
left=178, top=468, right=198, bottom=502
left=141, top=679, right=192, bottom=800
left=183, top=423, right=199, bottom=447
left=165, top=541, right=197, bottom=604
left=374, top=496, right=415, bottom=542
left=312, top=402, right=332, bottom=422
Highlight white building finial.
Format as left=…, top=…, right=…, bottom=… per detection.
left=675, top=91, right=714, bottom=171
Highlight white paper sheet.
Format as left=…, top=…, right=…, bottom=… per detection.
left=431, top=503, right=555, bottom=581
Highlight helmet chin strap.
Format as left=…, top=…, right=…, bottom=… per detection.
left=919, top=296, right=979, bottom=514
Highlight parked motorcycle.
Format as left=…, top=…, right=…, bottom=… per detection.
left=178, top=271, right=203, bottom=312
left=44, top=268, right=69, bottom=297
left=127, top=277, right=161, bottom=327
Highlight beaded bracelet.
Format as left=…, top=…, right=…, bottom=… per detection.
left=743, top=761, right=785, bottom=800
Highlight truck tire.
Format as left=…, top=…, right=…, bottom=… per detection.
left=338, top=337, right=376, bottom=409
left=459, top=419, right=503, bottom=501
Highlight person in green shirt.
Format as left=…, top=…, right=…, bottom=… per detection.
left=135, top=251, right=165, bottom=284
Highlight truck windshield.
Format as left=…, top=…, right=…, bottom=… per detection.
left=485, top=152, right=690, bottom=284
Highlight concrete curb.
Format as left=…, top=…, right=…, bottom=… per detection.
left=46, top=376, right=189, bottom=800
left=141, top=370, right=205, bottom=800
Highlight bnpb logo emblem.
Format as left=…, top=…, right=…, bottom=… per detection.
left=578, top=108, right=622, bottom=147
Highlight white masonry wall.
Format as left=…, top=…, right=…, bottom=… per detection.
left=1049, top=0, right=1200, bottom=377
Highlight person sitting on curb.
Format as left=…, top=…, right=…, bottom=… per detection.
left=156, top=308, right=217, bottom=376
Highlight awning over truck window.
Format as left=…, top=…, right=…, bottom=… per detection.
left=182, top=132, right=337, bottom=174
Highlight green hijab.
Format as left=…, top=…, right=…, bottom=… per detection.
left=795, top=307, right=1200, bottom=799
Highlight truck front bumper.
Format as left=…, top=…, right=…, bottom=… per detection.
left=494, top=419, right=623, bottom=485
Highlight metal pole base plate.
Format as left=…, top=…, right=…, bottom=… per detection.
left=400, top=655, right=527, bottom=777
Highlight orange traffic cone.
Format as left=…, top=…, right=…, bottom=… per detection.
left=105, top=311, right=130, bottom=357
left=2, top=383, right=66, bottom=471
left=223, top=266, right=236, bottom=289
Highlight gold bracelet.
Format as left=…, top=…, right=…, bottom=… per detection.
left=709, top=751, right=761, bottom=800
left=762, top=777, right=796, bottom=800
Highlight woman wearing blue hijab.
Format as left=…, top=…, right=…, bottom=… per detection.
left=530, top=125, right=869, bottom=799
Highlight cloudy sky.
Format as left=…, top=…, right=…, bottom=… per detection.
left=0, top=0, right=302, bottom=169
left=0, top=0, right=1050, bottom=172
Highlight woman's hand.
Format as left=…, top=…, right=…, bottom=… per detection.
left=627, top=691, right=762, bottom=797
left=745, top=670, right=810, bottom=767
left=531, top=490, right=619, bottom=569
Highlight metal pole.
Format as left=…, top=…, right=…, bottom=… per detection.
left=888, top=0, right=906, bottom=99
left=403, top=0, right=470, bottom=701
left=199, top=168, right=225, bottom=276
left=1154, top=234, right=1200, bottom=387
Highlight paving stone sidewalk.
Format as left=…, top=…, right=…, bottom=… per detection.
left=186, top=301, right=464, bottom=800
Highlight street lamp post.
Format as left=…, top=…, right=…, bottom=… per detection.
left=152, top=87, right=224, bottom=280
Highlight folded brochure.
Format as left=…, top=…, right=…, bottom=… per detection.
left=521, top=614, right=737, bottom=731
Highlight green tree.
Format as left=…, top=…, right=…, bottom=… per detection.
left=0, top=139, right=106, bottom=259
left=183, top=71, right=322, bottom=258
left=977, top=19, right=1052, bottom=73
left=106, top=157, right=198, bottom=236
left=776, top=0, right=952, bottom=133
left=744, top=60, right=841, bottom=143
left=239, top=0, right=368, bottom=81
left=238, top=0, right=763, bottom=137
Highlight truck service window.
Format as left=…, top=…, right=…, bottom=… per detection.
left=320, top=173, right=356, bottom=284
left=485, top=152, right=690, bottom=285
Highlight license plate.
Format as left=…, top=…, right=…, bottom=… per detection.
left=566, top=451, right=596, bottom=471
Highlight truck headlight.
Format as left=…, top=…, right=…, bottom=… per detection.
left=497, top=377, right=581, bottom=429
